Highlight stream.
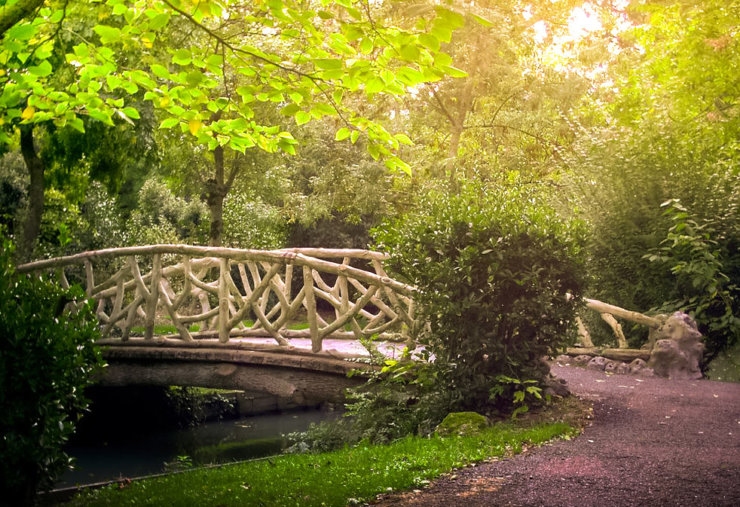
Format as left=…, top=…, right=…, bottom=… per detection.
left=57, top=407, right=338, bottom=488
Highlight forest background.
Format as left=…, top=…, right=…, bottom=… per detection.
left=1, top=0, right=738, bottom=356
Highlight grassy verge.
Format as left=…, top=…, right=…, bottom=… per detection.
left=67, top=401, right=585, bottom=506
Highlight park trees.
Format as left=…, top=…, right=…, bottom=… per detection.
left=1, top=0, right=470, bottom=252
left=557, top=0, right=739, bottom=355
left=390, top=0, right=587, bottom=182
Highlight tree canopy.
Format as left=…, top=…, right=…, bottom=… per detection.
left=1, top=0, right=470, bottom=171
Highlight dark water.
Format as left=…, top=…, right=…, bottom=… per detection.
left=57, top=409, right=337, bottom=488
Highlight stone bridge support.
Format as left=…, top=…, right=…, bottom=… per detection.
left=98, top=347, right=372, bottom=405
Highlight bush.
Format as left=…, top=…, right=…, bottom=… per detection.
left=374, top=180, right=585, bottom=409
left=127, top=179, right=209, bottom=245
left=222, top=193, right=286, bottom=249
left=646, top=199, right=740, bottom=363
left=0, top=235, right=103, bottom=504
left=290, top=180, right=585, bottom=449
left=297, top=179, right=584, bottom=446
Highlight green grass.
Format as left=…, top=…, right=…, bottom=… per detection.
left=67, top=420, right=577, bottom=506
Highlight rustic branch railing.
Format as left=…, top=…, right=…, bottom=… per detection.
left=17, top=245, right=416, bottom=353
left=575, top=298, right=665, bottom=351
left=18, top=244, right=667, bottom=359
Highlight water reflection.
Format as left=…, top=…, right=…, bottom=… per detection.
left=58, top=408, right=338, bottom=488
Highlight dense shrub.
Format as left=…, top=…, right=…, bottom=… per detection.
left=0, top=236, right=103, bottom=504
left=127, top=179, right=210, bottom=245
left=646, top=200, right=739, bottom=363
left=376, top=180, right=585, bottom=406
left=222, top=193, right=286, bottom=249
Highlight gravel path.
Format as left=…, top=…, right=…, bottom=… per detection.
left=377, top=364, right=740, bottom=506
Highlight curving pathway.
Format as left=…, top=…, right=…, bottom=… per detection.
left=378, top=364, right=740, bottom=506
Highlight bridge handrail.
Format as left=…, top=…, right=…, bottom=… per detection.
left=17, top=245, right=413, bottom=296
left=17, top=245, right=416, bottom=353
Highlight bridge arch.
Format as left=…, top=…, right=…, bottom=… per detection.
left=99, top=346, right=370, bottom=404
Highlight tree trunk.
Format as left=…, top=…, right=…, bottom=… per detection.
left=443, top=33, right=481, bottom=183
left=0, top=0, right=45, bottom=38
left=19, top=124, right=44, bottom=260
left=207, top=145, right=226, bottom=246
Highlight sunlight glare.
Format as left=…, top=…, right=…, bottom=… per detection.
left=567, top=5, right=603, bottom=40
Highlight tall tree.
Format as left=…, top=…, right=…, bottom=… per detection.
left=394, top=0, right=583, bottom=182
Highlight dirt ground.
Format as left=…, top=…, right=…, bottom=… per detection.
left=375, top=363, right=740, bottom=506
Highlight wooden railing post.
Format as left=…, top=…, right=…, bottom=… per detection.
left=303, top=265, right=320, bottom=352
left=144, top=254, right=161, bottom=340
left=218, top=257, right=229, bottom=343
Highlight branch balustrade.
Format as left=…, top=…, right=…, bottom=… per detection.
left=17, top=245, right=417, bottom=354
left=571, top=299, right=667, bottom=362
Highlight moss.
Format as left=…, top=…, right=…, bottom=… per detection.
left=435, top=412, right=488, bottom=437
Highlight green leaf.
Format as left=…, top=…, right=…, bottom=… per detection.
left=315, top=59, right=343, bottom=70
left=105, top=74, right=122, bottom=90
left=29, top=60, right=53, bottom=77
left=150, top=64, right=170, bottom=79
left=295, top=111, right=311, bottom=125
left=6, top=23, right=36, bottom=42
left=350, top=130, right=360, bottom=144
left=471, top=14, right=494, bottom=27
left=206, top=54, right=223, bottom=68
left=360, top=38, right=374, bottom=54
left=395, top=133, right=413, bottom=145
left=345, top=6, right=362, bottom=20
left=365, top=78, right=384, bottom=94
left=93, top=25, right=122, bottom=45
left=335, top=127, right=351, bottom=141
left=172, top=49, right=192, bottom=66
left=280, top=103, right=300, bottom=116
left=442, top=66, right=468, bottom=78
left=159, top=117, right=179, bottom=129
left=419, top=34, right=440, bottom=52
left=122, top=107, right=140, bottom=119
left=119, top=81, right=138, bottom=94
left=149, top=13, right=171, bottom=30
left=431, top=23, right=453, bottom=43
left=68, top=116, right=84, bottom=133
left=186, top=70, right=204, bottom=86
left=87, top=108, right=114, bottom=126
left=400, top=44, right=420, bottom=61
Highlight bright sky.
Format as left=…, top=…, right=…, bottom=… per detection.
left=531, top=4, right=604, bottom=46
left=526, top=1, right=632, bottom=82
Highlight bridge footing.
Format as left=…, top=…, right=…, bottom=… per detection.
left=97, top=346, right=372, bottom=405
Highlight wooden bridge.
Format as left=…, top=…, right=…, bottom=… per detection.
left=17, top=245, right=418, bottom=403
left=17, top=244, right=667, bottom=401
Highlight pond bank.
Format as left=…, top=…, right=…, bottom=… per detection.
left=55, top=386, right=341, bottom=493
